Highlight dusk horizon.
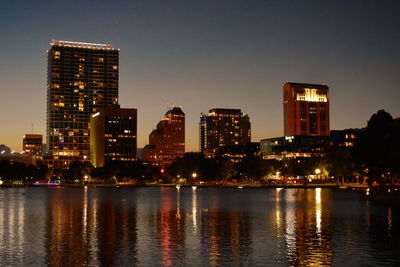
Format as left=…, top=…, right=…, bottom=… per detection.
left=1, top=0, right=399, bottom=152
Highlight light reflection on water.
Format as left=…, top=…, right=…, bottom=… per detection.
left=0, top=187, right=399, bottom=266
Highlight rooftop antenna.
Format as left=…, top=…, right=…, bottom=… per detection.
left=31, top=123, right=34, bottom=134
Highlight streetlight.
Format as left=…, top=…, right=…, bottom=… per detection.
left=192, top=172, right=197, bottom=179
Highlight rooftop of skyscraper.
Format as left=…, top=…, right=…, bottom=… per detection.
left=165, top=106, right=185, bottom=115
left=285, top=82, right=329, bottom=90
left=50, top=39, right=119, bottom=50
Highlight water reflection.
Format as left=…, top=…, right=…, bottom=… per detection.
left=45, top=188, right=138, bottom=266
left=158, top=188, right=186, bottom=266
left=275, top=188, right=333, bottom=266
left=0, top=187, right=400, bottom=266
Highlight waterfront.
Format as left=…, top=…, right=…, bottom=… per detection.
left=0, top=187, right=399, bottom=266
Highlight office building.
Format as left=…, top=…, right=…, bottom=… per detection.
left=260, top=135, right=329, bottom=160
left=46, top=40, right=119, bottom=166
left=283, top=82, right=329, bottom=136
left=90, top=105, right=137, bottom=167
left=142, top=107, right=185, bottom=165
left=200, top=108, right=251, bottom=156
left=330, top=129, right=361, bottom=147
left=22, top=134, right=43, bottom=155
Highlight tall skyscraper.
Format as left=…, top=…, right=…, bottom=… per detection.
left=283, top=82, right=329, bottom=136
left=22, top=134, right=43, bottom=155
left=200, top=108, right=251, bottom=155
left=142, top=107, right=185, bottom=165
left=90, top=105, right=137, bottom=167
left=47, top=40, right=119, bottom=165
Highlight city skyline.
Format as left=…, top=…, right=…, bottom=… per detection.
left=1, top=0, right=399, bottom=152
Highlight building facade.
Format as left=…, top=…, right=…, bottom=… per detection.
left=283, top=82, right=329, bottom=136
left=260, top=135, right=329, bottom=160
left=142, top=107, right=185, bottom=165
left=47, top=40, right=119, bottom=166
left=90, top=105, right=137, bottom=167
left=200, top=108, right=251, bottom=156
left=22, top=134, right=43, bottom=155
left=330, top=129, right=361, bottom=147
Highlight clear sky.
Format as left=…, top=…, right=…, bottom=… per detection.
left=1, top=0, right=399, bottom=152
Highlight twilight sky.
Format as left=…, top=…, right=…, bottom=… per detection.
left=1, top=0, right=399, bottom=152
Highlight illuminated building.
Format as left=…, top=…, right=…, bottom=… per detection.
left=46, top=40, right=119, bottom=166
left=330, top=129, right=361, bottom=147
left=260, top=135, right=329, bottom=160
left=22, top=134, right=43, bottom=155
left=283, top=82, right=329, bottom=136
left=90, top=105, right=137, bottom=167
left=142, top=107, right=185, bottom=165
left=214, top=142, right=260, bottom=162
left=200, top=108, right=251, bottom=156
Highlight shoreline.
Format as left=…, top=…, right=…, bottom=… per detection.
left=0, top=182, right=398, bottom=190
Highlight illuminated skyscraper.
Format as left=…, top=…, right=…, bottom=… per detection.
left=90, top=105, right=137, bottom=167
left=283, top=82, right=329, bottom=136
left=142, top=107, right=185, bottom=164
left=200, top=108, right=251, bottom=155
left=47, top=40, right=119, bottom=165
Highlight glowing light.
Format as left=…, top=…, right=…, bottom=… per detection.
left=296, top=88, right=327, bottom=102
left=315, top=168, right=321, bottom=175
left=192, top=172, right=197, bottom=178
left=315, top=188, right=322, bottom=234
left=92, top=112, right=100, bottom=118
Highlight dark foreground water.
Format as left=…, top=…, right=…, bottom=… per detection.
left=0, top=187, right=399, bottom=266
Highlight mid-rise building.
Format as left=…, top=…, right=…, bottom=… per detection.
left=142, top=107, right=185, bottom=165
left=215, top=142, right=260, bottom=162
left=200, top=108, right=251, bottom=156
left=283, top=82, right=329, bottom=136
left=46, top=40, right=119, bottom=166
left=90, top=105, right=137, bottom=167
left=260, top=135, right=329, bottom=160
left=330, top=129, right=361, bottom=147
left=22, top=134, right=43, bottom=155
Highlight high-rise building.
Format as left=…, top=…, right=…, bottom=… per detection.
left=90, top=105, right=137, bottom=167
left=47, top=40, right=119, bottom=166
left=283, top=82, right=329, bottom=136
left=22, top=134, right=43, bottom=155
left=142, top=107, right=185, bottom=165
left=200, top=108, right=251, bottom=155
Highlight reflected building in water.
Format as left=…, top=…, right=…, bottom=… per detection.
left=158, top=188, right=186, bottom=266
left=45, top=188, right=137, bottom=266
left=274, top=188, right=333, bottom=266
left=1, top=188, right=399, bottom=266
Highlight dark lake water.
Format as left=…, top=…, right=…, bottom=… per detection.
left=0, top=187, right=399, bottom=266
